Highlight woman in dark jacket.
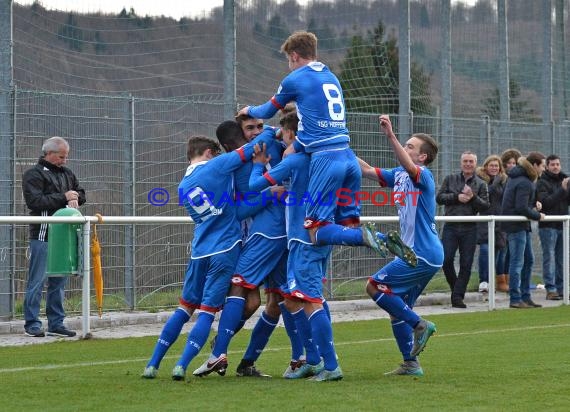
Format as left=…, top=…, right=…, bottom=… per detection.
left=476, top=155, right=508, bottom=293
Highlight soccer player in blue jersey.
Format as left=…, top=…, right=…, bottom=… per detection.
left=141, top=133, right=261, bottom=380
left=212, top=118, right=305, bottom=379
left=236, top=31, right=393, bottom=259
left=360, top=115, right=443, bottom=377
left=248, top=110, right=343, bottom=382
left=192, top=122, right=291, bottom=379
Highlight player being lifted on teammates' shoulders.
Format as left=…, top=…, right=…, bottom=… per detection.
left=237, top=31, right=415, bottom=266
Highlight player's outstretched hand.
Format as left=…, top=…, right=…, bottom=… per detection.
left=253, top=143, right=271, bottom=164
left=379, top=114, right=394, bottom=136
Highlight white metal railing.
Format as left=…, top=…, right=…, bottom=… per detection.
left=1, top=214, right=568, bottom=336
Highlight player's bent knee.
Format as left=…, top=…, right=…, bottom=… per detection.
left=243, top=300, right=261, bottom=319
left=283, top=297, right=303, bottom=313
left=366, top=278, right=393, bottom=297
left=265, top=296, right=283, bottom=318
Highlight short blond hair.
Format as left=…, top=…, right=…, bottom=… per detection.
left=280, top=31, right=317, bottom=59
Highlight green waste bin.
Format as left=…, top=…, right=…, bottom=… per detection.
left=46, top=208, right=83, bottom=277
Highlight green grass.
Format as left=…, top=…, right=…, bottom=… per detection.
left=2, top=307, right=569, bottom=411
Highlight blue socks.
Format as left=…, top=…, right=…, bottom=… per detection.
left=176, top=311, right=215, bottom=369
left=315, top=224, right=363, bottom=246
left=292, top=308, right=321, bottom=365
left=322, top=299, right=331, bottom=322
left=242, top=312, right=279, bottom=361
left=308, top=308, right=338, bottom=371
left=391, top=319, right=415, bottom=361
left=147, top=308, right=190, bottom=368
left=212, top=296, right=246, bottom=357
left=372, top=292, right=420, bottom=328
left=279, top=302, right=305, bottom=362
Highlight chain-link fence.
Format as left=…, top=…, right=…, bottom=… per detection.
left=1, top=0, right=569, bottom=318
left=1, top=88, right=569, bottom=318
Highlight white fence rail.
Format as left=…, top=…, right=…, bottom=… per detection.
left=1, top=214, right=568, bottom=336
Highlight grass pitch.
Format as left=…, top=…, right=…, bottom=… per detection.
left=1, top=306, right=569, bottom=411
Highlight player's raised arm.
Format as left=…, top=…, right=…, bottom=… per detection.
left=379, top=115, right=418, bottom=180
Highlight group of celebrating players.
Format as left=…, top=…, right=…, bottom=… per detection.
left=142, top=30, right=443, bottom=382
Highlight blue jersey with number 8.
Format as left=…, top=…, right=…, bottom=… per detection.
left=248, top=62, right=350, bottom=153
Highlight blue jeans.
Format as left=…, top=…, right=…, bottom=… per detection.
left=496, top=247, right=508, bottom=274
left=539, top=227, right=564, bottom=294
left=478, top=244, right=507, bottom=282
left=442, top=223, right=477, bottom=301
left=507, top=231, right=534, bottom=304
left=23, top=240, right=67, bottom=331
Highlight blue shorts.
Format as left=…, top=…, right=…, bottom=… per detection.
left=305, top=148, right=361, bottom=227
left=232, top=234, right=288, bottom=290
left=180, top=244, right=240, bottom=312
left=285, top=241, right=332, bottom=303
left=369, top=258, right=440, bottom=308
left=262, top=249, right=288, bottom=294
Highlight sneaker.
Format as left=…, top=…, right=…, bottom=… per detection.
left=24, top=326, right=45, bottom=337
left=361, top=223, right=388, bottom=257
left=523, top=299, right=542, bottom=308
left=308, top=366, right=343, bottom=381
left=386, top=230, right=417, bottom=267
left=142, top=366, right=158, bottom=379
left=509, top=301, right=531, bottom=309
left=171, top=365, right=186, bottom=381
left=411, top=320, right=436, bottom=357
left=47, top=326, right=76, bottom=337
left=384, top=360, right=424, bottom=377
left=236, top=364, right=271, bottom=378
left=546, top=292, right=562, bottom=300
left=192, top=354, right=228, bottom=377
left=283, top=359, right=306, bottom=378
left=451, top=299, right=467, bottom=309
left=283, top=360, right=324, bottom=379
left=478, top=282, right=489, bottom=293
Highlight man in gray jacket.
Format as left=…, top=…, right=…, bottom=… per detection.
left=437, top=151, right=489, bottom=308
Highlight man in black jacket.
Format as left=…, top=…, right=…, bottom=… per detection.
left=536, top=155, right=569, bottom=301
left=501, top=152, right=545, bottom=309
left=22, top=136, right=86, bottom=337
left=437, top=151, right=489, bottom=308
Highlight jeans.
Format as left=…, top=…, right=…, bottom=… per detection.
left=539, top=227, right=564, bottom=294
left=496, top=247, right=508, bottom=275
left=478, top=244, right=508, bottom=282
left=507, top=231, right=534, bottom=304
left=442, top=223, right=477, bottom=301
left=23, top=240, right=67, bottom=331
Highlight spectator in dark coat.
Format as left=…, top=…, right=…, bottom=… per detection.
left=437, top=151, right=489, bottom=308
left=536, top=154, right=570, bottom=300
left=501, top=152, right=545, bottom=309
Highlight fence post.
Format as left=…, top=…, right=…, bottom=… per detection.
left=498, top=0, right=510, bottom=124
left=555, top=0, right=567, bottom=119
left=81, top=221, right=91, bottom=336
left=563, top=218, right=569, bottom=305
left=440, top=0, right=453, bottom=179
left=487, top=218, right=496, bottom=310
left=480, top=115, right=491, bottom=157
left=398, top=0, right=411, bottom=140
left=123, top=95, right=136, bottom=309
left=542, top=0, right=553, bottom=129
left=0, top=0, right=13, bottom=320
left=223, top=0, right=236, bottom=117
